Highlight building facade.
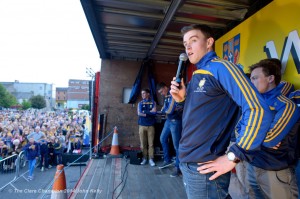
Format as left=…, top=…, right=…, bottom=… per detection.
left=1, top=81, right=53, bottom=110
left=67, top=79, right=89, bottom=109
left=56, top=87, right=68, bottom=109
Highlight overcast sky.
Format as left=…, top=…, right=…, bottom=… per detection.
left=0, top=0, right=100, bottom=88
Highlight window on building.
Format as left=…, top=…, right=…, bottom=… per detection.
left=122, top=87, right=132, bottom=104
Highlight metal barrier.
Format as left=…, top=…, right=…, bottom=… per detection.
left=40, top=128, right=114, bottom=199
left=0, top=151, right=28, bottom=191
left=0, top=128, right=114, bottom=197
left=0, top=153, right=18, bottom=174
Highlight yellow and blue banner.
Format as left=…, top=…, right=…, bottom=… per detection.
left=216, top=0, right=300, bottom=89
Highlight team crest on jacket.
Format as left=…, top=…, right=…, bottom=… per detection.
left=194, top=78, right=206, bottom=92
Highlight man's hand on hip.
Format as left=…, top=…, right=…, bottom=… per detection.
left=197, top=155, right=237, bottom=180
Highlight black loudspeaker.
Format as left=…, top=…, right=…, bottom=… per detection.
left=124, top=151, right=142, bottom=165
left=62, top=154, right=89, bottom=166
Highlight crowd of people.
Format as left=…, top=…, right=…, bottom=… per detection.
left=0, top=109, right=89, bottom=179
left=1, top=23, right=300, bottom=198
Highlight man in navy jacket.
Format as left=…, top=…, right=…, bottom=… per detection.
left=170, top=24, right=273, bottom=198
left=137, top=88, right=157, bottom=167
left=246, top=59, right=300, bottom=199
left=23, top=138, right=40, bottom=180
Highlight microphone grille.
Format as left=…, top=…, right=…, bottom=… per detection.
left=179, top=53, right=188, bottom=61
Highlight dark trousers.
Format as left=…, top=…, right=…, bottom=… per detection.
left=40, top=153, right=49, bottom=168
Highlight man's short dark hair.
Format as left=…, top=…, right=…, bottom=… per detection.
left=141, top=88, right=150, bottom=93
left=268, top=58, right=282, bottom=70
left=156, top=82, right=167, bottom=91
left=181, top=24, right=215, bottom=39
left=249, top=58, right=282, bottom=85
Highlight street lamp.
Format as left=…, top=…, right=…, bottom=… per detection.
left=86, top=67, right=95, bottom=113
left=86, top=67, right=95, bottom=159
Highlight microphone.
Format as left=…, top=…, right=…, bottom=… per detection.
left=175, top=53, right=188, bottom=84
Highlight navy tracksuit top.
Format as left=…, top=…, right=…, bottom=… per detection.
left=161, top=91, right=183, bottom=121
left=179, top=51, right=273, bottom=163
left=245, top=86, right=300, bottom=170
left=138, top=99, right=156, bottom=126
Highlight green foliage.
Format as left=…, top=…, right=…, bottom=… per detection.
left=81, top=104, right=90, bottom=111
left=29, top=95, right=46, bottom=109
left=0, top=84, right=18, bottom=108
left=22, top=100, right=31, bottom=110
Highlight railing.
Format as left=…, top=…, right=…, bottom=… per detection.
left=39, top=128, right=115, bottom=199
left=0, top=153, right=18, bottom=174
left=0, top=151, right=27, bottom=191
left=0, top=127, right=115, bottom=198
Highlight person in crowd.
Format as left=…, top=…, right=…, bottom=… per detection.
left=53, top=137, right=62, bottom=165
left=47, top=136, right=55, bottom=168
left=57, top=131, right=66, bottom=153
left=48, top=125, right=57, bottom=137
left=2, top=130, right=13, bottom=150
left=244, top=58, right=300, bottom=198
left=72, top=137, right=82, bottom=154
left=27, top=126, right=45, bottom=142
left=66, top=127, right=76, bottom=153
left=39, top=136, right=49, bottom=171
left=0, top=140, right=8, bottom=159
left=11, top=123, right=23, bottom=136
left=169, top=24, right=273, bottom=198
left=12, top=138, right=22, bottom=154
left=157, top=82, right=183, bottom=177
left=12, top=131, right=23, bottom=144
left=23, top=137, right=40, bottom=180
left=137, top=88, right=157, bottom=167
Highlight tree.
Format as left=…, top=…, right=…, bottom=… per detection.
left=22, top=100, right=31, bottom=110
left=0, top=84, right=18, bottom=108
left=29, top=95, right=46, bottom=109
left=81, top=104, right=90, bottom=111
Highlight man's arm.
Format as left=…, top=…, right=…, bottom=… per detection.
left=27, top=132, right=33, bottom=140
left=211, top=60, right=273, bottom=160
left=263, top=96, right=300, bottom=148
left=198, top=60, right=273, bottom=180
left=147, top=100, right=157, bottom=115
left=161, top=95, right=176, bottom=114
left=137, top=102, right=146, bottom=117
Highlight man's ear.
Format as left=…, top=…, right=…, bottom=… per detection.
left=207, top=37, right=214, bottom=48
left=268, top=75, right=275, bottom=84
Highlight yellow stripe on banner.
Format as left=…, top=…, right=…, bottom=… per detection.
left=264, top=96, right=296, bottom=142
left=214, top=59, right=264, bottom=150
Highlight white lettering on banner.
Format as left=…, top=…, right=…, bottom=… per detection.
left=264, top=30, right=300, bottom=74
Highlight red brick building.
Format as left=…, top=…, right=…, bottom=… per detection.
left=67, top=79, right=89, bottom=109
left=56, top=87, right=68, bottom=109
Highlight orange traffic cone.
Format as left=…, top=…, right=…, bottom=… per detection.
left=108, top=126, right=122, bottom=157
left=51, top=164, right=67, bottom=199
